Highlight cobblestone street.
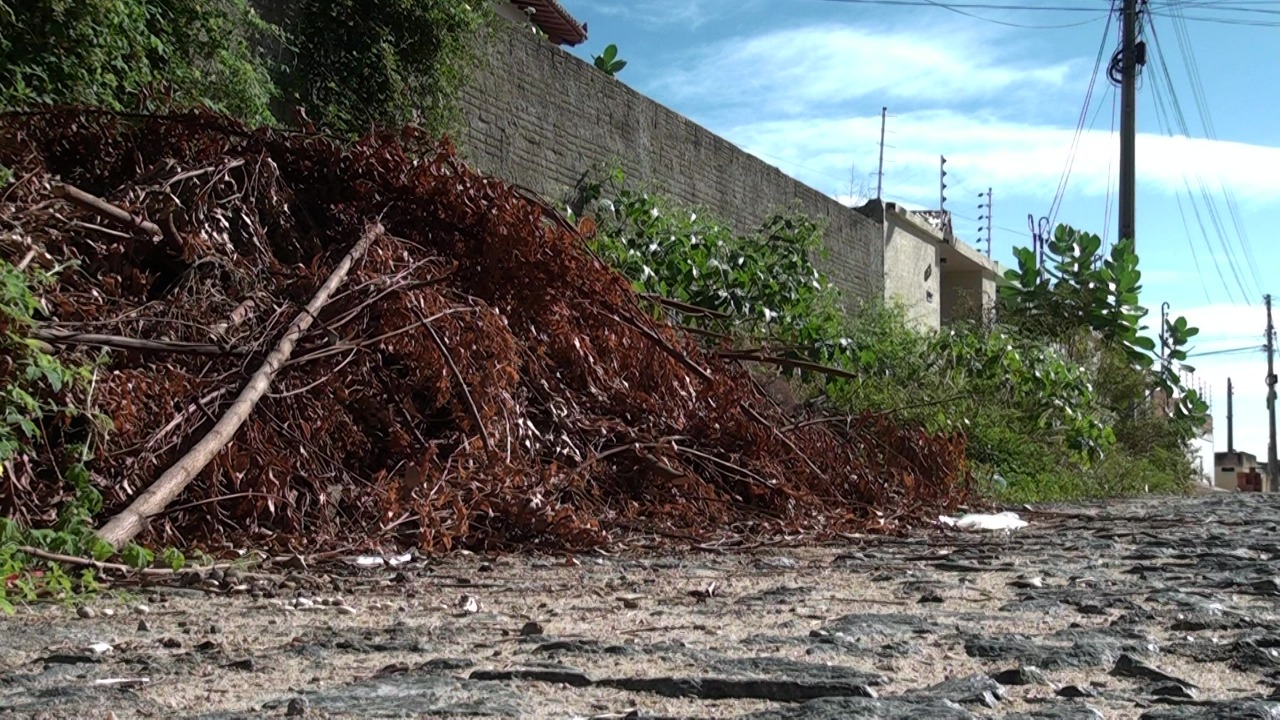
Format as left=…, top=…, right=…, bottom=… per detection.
left=3, top=492, right=1280, bottom=719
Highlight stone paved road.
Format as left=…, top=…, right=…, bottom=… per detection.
left=3, top=493, right=1280, bottom=719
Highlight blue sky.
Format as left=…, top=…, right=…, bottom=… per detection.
left=558, top=0, right=1278, bottom=461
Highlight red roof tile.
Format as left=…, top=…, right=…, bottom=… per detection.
left=510, top=0, right=588, bottom=46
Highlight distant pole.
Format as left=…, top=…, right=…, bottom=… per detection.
left=1265, top=293, right=1277, bottom=492
left=1227, top=377, right=1234, bottom=454
left=876, top=107, right=887, bottom=202
left=985, top=188, right=993, bottom=256
left=978, top=189, right=993, bottom=257
left=1119, top=0, right=1139, bottom=245
left=1160, top=301, right=1170, bottom=374
left=939, top=155, right=948, bottom=210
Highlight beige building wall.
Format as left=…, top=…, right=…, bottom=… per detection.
left=882, top=212, right=941, bottom=332
left=871, top=203, right=1000, bottom=332
left=1214, top=451, right=1258, bottom=490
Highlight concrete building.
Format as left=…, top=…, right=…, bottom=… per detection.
left=856, top=201, right=1003, bottom=331
left=1214, top=449, right=1260, bottom=491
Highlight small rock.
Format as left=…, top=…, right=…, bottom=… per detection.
left=1056, top=684, right=1097, bottom=698
left=76, top=606, right=96, bottom=619
left=1151, top=683, right=1197, bottom=699
left=459, top=594, right=480, bottom=614
left=622, top=598, right=641, bottom=609
left=336, top=605, right=357, bottom=616
left=100, top=608, right=115, bottom=617
left=992, top=666, right=1050, bottom=686
left=919, top=591, right=945, bottom=604
left=1111, top=653, right=1198, bottom=688
left=285, top=696, right=309, bottom=716
left=209, top=623, right=224, bottom=634
left=132, top=604, right=151, bottom=615
left=137, top=619, right=152, bottom=632
left=294, top=597, right=314, bottom=609
left=520, top=621, right=544, bottom=637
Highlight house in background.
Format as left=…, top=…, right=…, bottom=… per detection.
left=493, top=0, right=587, bottom=46
left=1215, top=449, right=1260, bottom=491
left=856, top=201, right=1003, bottom=332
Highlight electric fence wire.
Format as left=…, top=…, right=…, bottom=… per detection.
left=807, top=0, right=1280, bottom=26
left=1187, top=345, right=1265, bottom=358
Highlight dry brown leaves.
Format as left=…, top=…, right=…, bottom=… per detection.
left=0, top=108, right=973, bottom=554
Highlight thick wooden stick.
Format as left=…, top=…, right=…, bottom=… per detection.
left=96, top=223, right=383, bottom=549
left=51, top=183, right=162, bottom=238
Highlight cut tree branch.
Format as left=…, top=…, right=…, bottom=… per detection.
left=51, top=183, right=162, bottom=238
left=30, top=328, right=246, bottom=356
left=96, top=223, right=384, bottom=549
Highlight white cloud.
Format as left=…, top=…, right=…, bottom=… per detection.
left=723, top=111, right=1280, bottom=206
left=657, top=25, right=1074, bottom=112
left=570, top=0, right=727, bottom=30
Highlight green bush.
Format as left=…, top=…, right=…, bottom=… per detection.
left=0, top=0, right=490, bottom=136
left=581, top=170, right=1200, bottom=505
left=0, top=0, right=278, bottom=124
left=258, top=0, right=490, bottom=135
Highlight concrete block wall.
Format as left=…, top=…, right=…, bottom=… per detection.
left=457, top=20, right=884, bottom=307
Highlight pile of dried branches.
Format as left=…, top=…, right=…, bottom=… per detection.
left=0, top=108, right=972, bottom=553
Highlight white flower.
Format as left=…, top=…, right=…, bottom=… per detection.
left=690, top=212, right=697, bottom=222
left=649, top=207, right=659, bottom=218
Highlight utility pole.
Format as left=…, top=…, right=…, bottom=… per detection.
left=978, top=188, right=993, bottom=257
left=939, top=155, right=948, bottom=211
left=1119, top=0, right=1140, bottom=245
left=1227, top=377, right=1234, bottom=454
left=876, top=107, right=887, bottom=202
left=1265, top=293, right=1277, bottom=492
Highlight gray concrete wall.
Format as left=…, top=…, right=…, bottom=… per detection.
left=457, top=19, right=884, bottom=307
left=883, top=219, right=941, bottom=331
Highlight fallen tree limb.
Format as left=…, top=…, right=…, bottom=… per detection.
left=96, top=222, right=384, bottom=549
left=16, top=545, right=279, bottom=582
left=30, top=328, right=246, bottom=356
left=51, top=183, right=162, bottom=238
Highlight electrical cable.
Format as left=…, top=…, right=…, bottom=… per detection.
left=1046, top=0, right=1115, bottom=226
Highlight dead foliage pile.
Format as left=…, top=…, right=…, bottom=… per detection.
left=0, top=108, right=972, bottom=553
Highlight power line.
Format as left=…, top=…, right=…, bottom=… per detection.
left=1047, top=0, right=1115, bottom=226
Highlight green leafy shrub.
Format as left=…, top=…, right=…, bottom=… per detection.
left=0, top=0, right=490, bottom=137
left=0, top=0, right=278, bottom=124
left=580, top=168, right=847, bottom=362
left=581, top=171, right=1201, bottom=504
left=265, top=0, right=490, bottom=135
left=592, top=44, right=627, bottom=76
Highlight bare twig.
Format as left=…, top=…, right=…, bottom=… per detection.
left=15, top=546, right=278, bottom=581
left=96, top=223, right=384, bottom=549
left=716, top=350, right=861, bottom=382
left=50, top=183, right=162, bottom=238
left=639, top=293, right=731, bottom=319
left=29, top=328, right=246, bottom=356
left=415, top=307, right=493, bottom=453
left=605, top=310, right=714, bottom=383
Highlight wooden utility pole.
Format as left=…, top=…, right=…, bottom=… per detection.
left=1119, top=0, right=1139, bottom=244
left=876, top=107, right=887, bottom=202
left=1265, top=293, right=1277, bottom=492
